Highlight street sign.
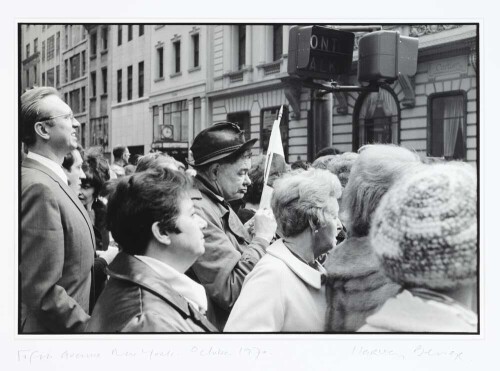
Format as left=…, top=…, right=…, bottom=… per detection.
left=288, top=25, right=355, bottom=79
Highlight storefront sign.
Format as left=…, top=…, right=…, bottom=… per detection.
left=428, top=55, right=468, bottom=78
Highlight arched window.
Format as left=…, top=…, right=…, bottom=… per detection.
left=353, top=86, right=400, bottom=149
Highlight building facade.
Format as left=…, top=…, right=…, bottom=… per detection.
left=60, top=25, right=89, bottom=148
left=207, top=25, right=297, bottom=160
left=330, top=25, right=477, bottom=163
left=148, top=25, right=209, bottom=162
left=20, top=23, right=478, bottom=165
left=109, top=24, right=152, bottom=157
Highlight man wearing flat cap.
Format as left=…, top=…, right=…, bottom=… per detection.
left=187, top=122, right=277, bottom=330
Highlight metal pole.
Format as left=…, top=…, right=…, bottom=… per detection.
left=312, top=90, right=333, bottom=158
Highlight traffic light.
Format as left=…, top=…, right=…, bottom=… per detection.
left=288, top=26, right=355, bottom=80
left=357, top=30, right=418, bottom=83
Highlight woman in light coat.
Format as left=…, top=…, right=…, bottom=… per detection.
left=224, top=169, right=342, bottom=332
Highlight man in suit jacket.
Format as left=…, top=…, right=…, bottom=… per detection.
left=20, top=87, right=95, bottom=333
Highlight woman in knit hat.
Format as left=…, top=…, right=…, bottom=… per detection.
left=358, top=162, right=477, bottom=332
left=324, top=144, right=421, bottom=332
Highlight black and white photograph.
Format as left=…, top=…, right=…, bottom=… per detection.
left=4, top=0, right=500, bottom=370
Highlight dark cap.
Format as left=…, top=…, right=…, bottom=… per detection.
left=187, top=122, right=257, bottom=167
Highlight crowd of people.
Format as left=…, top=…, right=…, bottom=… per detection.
left=20, top=86, right=478, bottom=333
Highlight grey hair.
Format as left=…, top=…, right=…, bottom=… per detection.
left=271, top=168, right=342, bottom=238
left=20, top=86, right=60, bottom=147
left=340, top=144, right=422, bottom=237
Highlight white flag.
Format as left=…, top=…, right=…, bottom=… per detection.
left=259, top=105, right=286, bottom=210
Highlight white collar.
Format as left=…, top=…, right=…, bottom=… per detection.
left=27, top=151, right=68, bottom=185
left=134, top=255, right=208, bottom=313
left=267, top=239, right=325, bottom=289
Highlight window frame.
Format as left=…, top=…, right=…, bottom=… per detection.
left=427, top=90, right=467, bottom=160
left=173, top=40, right=181, bottom=74
left=272, top=25, right=283, bottom=61
left=138, top=61, right=144, bottom=98
left=352, top=85, right=401, bottom=151
left=127, top=65, right=133, bottom=100
left=117, top=69, right=122, bottom=103
left=117, top=25, right=122, bottom=46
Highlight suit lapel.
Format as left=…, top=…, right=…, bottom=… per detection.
left=22, top=158, right=96, bottom=250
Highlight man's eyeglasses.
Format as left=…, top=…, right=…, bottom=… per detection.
left=38, top=112, right=76, bottom=123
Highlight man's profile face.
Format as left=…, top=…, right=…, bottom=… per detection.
left=123, top=148, right=130, bottom=164
left=64, top=149, right=85, bottom=195
left=39, top=95, right=79, bottom=153
left=216, top=157, right=252, bottom=201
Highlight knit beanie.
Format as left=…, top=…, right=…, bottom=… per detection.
left=369, top=162, right=477, bottom=290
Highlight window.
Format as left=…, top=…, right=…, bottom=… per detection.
left=354, top=86, right=400, bottom=149
left=65, top=25, right=69, bottom=49
left=193, top=97, right=202, bottom=137
left=42, top=72, right=45, bottom=86
left=56, top=65, right=60, bottom=87
left=70, top=89, right=80, bottom=113
left=273, top=25, right=283, bottom=61
left=90, top=32, right=97, bottom=55
left=139, top=25, right=144, bottom=36
left=82, top=51, right=86, bottom=75
left=64, top=59, right=68, bottom=83
left=228, top=111, right=251, bottom=141
left=153, top=105, right=159, bottom=130
left=34, top=38, right=38, bottom=54
left=56, top=32, right=60, bottom=55
left=117, top=69, right=122, bottom=103
left=91, top=71, right=96, bottom=97
left=261, top=106, right=289, bottom=160
left=173, top=40, right=181, bottom=73
left=64, top=92, right=68, bottom=103
left=82, top=86, right=86, bottom=112
left=127, top=65, right=133, bottom=100
left=102, top=67, right=107, bottom=94
left=70, top=54, right=80, bottom=80
left=25, top=70, right=29, bottom=88
left=429, top=92, right=466, bottom=160
left=117, top=25, right=122, bottom=46
left=33, top=65, right=37, bottom=84
left=157, top=47, right=164, bottom=78
left=238, top=25, right=246, bottom=69
left=192, top=34, right=199, bottom=68
left=128, top=25, right=133, bottom=41
left=47, top=68, right=54, bottom=86
left=138, top=61, right=144, bottom=97
left=26, top=44, right=30, bottom=58
left=90, top=117, right=109, bottom=148
left=101, top=27, right=108, bottom=50
left=47, top=35, right=55, bottom=60
left=158, top=100, right=188, bottom=142
left=42, top=41, right=45, bottom=61
left=80, top=122, right=86, bottom=148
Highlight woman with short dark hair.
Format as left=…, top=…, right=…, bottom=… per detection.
left=86, top=168, right=216, bottom=332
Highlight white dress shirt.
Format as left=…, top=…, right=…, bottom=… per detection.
left=27, top=151, right=68, bottom=185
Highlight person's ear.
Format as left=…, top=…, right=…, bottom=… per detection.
left=209, top=163, right=220, bottom=181
left=34, top=122, right=50, bottom=140
left=151, top=221, right=171, bottom=246
left=308, top=219, right=318, bottom=234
